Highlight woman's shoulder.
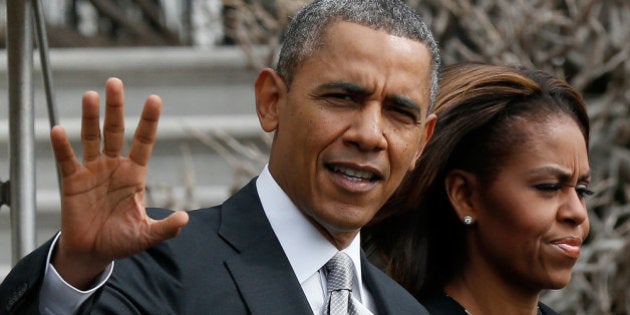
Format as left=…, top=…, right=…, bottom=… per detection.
left=421, top=293, right=560, bottom=315
left=538, top=302, right=559, bottom=315
left=420, top=293, right=469, bottom=315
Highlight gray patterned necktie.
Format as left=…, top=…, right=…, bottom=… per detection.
left=322, top=252, right=359, bottom=315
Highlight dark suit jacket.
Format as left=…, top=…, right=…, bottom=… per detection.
left=1, top=178, right=428, bottom=314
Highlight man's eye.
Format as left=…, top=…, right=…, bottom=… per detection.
left=325, top=93, right=354, bottom=101
left=388, top=107, right=418, bottom=124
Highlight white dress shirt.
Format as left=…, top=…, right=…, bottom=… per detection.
left=39, top=165, right=375, bottom=314
left=40, top=232, right=114, bottom=314
left=257, top=165, right=375, bottom=314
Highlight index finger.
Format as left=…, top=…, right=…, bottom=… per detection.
left=128, top=94, right=162, bottom=167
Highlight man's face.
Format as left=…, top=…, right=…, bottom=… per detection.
left=257, top=21, right=435, bottom=247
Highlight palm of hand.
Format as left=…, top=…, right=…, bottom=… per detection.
left=51, top=79, right=188, bottom=279
left=61, top=153, right=155, bottom=262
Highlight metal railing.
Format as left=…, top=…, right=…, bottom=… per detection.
left=3, top=0, right=59, bottom=265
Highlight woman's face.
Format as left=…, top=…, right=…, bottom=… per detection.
left=470, top=115, right=590, bottom=292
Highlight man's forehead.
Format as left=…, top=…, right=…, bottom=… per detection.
left=293, top=21, right=432, bottom=107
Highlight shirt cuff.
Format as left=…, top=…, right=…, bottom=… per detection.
left=39, top=232, right=114, bottom=314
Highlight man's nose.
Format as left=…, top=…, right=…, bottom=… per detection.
left=343, top=102, right=387, bottom=152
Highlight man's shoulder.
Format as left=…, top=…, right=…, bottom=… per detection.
left=0, top=239, right=51, bottom=314
left=146, top=178, right=261, bottom=234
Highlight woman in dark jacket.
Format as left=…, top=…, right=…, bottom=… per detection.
left=367, top=62, right=592, bottom=315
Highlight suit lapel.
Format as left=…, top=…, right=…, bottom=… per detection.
left=361, top=253, right=428, bottom=315
left=218, top=179, right=313, bottom=314
left=362, top=253, right=410, bottom=314
left=362, top=253, right=394, bottom=314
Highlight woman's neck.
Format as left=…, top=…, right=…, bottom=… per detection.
left=443, top=261, right=541, bottom=315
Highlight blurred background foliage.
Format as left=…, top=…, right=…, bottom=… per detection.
left=408, top=2, right=630, bottom=314
left=1, top=0, right=628, bottom=313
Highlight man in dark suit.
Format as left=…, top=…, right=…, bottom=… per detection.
left=0, top=0, right=439, bottom=314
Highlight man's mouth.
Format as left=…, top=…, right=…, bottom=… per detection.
left=327, top=164, right=382, bottom=182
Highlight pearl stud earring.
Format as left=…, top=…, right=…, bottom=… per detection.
left=463, top=215, right=473, bottom=225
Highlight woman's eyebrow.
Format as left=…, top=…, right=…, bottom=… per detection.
left=530, top=166, right=591, bottom=183
left=578, top=173, right=591, bottom=183
left=530, top=166, right=572, bottom=181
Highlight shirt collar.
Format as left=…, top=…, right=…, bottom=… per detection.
left=256, top=165, right=364, bottom=285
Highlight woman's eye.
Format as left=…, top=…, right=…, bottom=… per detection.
left=576, top=184, right=594, bottom=198
left=535, top=183, right=562, bottom=192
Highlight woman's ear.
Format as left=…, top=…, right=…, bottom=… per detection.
left=255, top=68, right=287, bottom=132
left=445, top=169, right=479, bottom=224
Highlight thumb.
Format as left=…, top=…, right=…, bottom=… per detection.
left=150, top=211, right=190, bottom=241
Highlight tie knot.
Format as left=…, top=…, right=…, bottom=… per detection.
left=325, top=252, right=355, bottom=292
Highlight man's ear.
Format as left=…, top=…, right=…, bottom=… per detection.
left=255, top=68, right=287, bottom=132
left=445, top=169, right=479, bottom=222
left=408, top=113, right=437, bottom=171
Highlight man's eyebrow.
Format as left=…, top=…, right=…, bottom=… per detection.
left=387, top=95, right=421, bottom=113
left=316, top=82, right=421, bottom=111
left=315, top=82, right=372, bottom=96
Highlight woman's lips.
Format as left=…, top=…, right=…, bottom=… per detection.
left=550, top=237, right=582, bottom=259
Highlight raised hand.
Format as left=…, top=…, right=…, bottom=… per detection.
left=50, top=78, right=189, bottom=289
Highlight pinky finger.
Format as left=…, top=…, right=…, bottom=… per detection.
left=51, top=126, right=79, bottom=177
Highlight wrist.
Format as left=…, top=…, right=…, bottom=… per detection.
left=51, top=238, right=111, bottom=290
